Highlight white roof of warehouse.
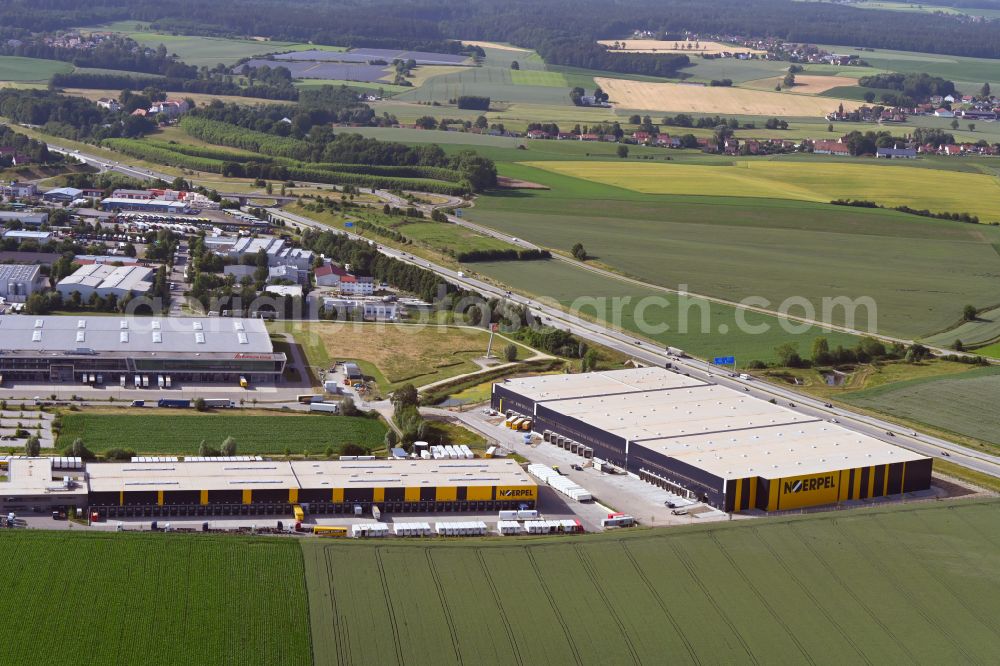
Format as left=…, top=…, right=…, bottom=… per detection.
left=58, top=264, right=153, bottom=293
left=642, top=420, right=926, bottom=480
left=0, top=315, right=272, bottom=354
left=498, top=366, right=705, bottom=402
left=519, top=367, right=927, bottom=481
left=87, top=459, right=533, bottom=493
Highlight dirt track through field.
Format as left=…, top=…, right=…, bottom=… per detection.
left=596, top=76, right=859, bottom=117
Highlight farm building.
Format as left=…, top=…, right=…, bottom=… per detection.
left=0, top=315, right=285, bottom=384
left=77, top=458, right=536, bottom=518
left=0, top=210, right=48, bottom=226
left=492, top=368, right=932, bottom=512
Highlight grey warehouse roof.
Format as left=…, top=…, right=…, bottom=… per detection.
left=0, top=315, right=273, bottom=354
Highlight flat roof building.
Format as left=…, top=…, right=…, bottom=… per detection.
left=0, top=315, right=285, bottom=384
left=56, top=264, right=154, bottom=300
left=100, top=198, right=190, bottom=214
left=0, top=264, right=45, bottom=302
left=0, top=210, right=48, bottom=227
left=79, top=458, right=536, bottom=517
left=493, top=368, right=932, bottom=512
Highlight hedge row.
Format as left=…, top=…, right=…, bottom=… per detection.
left=101, top=138, right=226, bottom=172
left=179, top=116, right=306, bottom=159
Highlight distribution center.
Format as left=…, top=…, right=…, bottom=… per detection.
left=492, top=367, right=932, bottom=512
left=0, top=457, right=536, bottom=518
left=0, top=315, right=285, bottom=385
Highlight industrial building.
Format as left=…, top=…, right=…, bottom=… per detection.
left=56, top=264, right=154, bottom=300
left=0, top=210, right=48, bottom=226
left=0, top=264, right=45, bottom=302
left=0, top=457, right=536, bottom=518
left=492, top=368, right=932, bottom=512
left=0, top=315, right=285, bottom=384
left=100, top=197, right=191, bottom=214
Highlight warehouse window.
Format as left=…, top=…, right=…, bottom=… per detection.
left=237, top=332, right=248, bottom=344
left=120, top=332, right=129, bottom=343
left=152, top=332, right=162, bottom=343
left=31, top=330, right=41, bottom=342
left=195, top=332, right=205, bottom=344
left=120, top=320, right=128, bottom=330
left=76, top=331, right=85, bottom=343
left=151, top=321, right=161, bottom=330
left=77, top=320, right=86, bottom=329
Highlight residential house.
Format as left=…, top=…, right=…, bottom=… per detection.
left=526, top=130, right=549, bottom=139
left=942, top=144, right=964, bottom=156
left=96, top=98, right=121, bottom=112
left=933, top=108, right=955, bottom=118
left=813, top=140, right=850, bottom=156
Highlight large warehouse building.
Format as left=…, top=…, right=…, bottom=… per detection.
left=0, top=457, right=536, bottom=518
left=492, top=368, right=932, bottom=512
left=0, top=315, right=285, bottom=385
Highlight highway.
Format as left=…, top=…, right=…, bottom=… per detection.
left=42, top=140, right=1000, bottom=480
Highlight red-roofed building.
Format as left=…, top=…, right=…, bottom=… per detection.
left=813, top=140, right=850, bottom=156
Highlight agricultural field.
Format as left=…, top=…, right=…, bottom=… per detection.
left=302, top=498, right=1000, bottom=665
left=598, top=39, right=767, bottom=55
left=524, top=159, right=1000, bottom=220
left=842, top=366, right=1000, bottom=450
left=0, top=531, right=311, bottom=666
left=742, top=74, right=859, bottom=93
left=471, top=258, right=860, bottom=364
left=815, top=42, right=1000, bottom=89
left=0, top=56, right=72, bottom=82
left=596, top=76, right=859, bottom=116
left=56, top=411, right=387, bottom=454
left=79, top=21, right=339, bottom=67
left=922, top=304, right=1000, bottom=350
left=467, top=161, right=1000, bottom=341
left=273, top=321, right=533, bottom=392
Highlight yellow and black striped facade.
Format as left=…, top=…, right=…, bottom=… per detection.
left=725, top=458, right=933, bottom=513
left=88, top=483, right=538, bottom=519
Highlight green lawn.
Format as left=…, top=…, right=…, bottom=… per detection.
left=0, top=531, right=310, bottom=665
left=814, top=42, right=1000, bottom=88
left=0, top=56, right=72, bottom=82
left=464, top=161, right=1000, bottom=341
left=842, top=365, right=1000, bottom=451
left=57, top=411, right=387, bottom=454
left=302, top=498, right=1000, bottom=665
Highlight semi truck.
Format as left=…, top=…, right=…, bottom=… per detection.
left=157, top=399, right=191, bottom=408
left=203, top=399, right=235, bottom=409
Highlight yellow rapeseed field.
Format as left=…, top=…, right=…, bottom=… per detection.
left=523, top=160, right=1000, bottom=220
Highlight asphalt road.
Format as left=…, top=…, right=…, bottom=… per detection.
left=43, top=141, right=1000, bottom=481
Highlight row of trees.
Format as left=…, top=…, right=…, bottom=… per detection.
left=1, top=37, right=197, bottom=78
left=0, top=88, right=154, bottom=140
left=857, top=72, right=956, bottom=102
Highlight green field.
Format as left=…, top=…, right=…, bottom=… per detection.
left=842, top=366, right=1000, bottom=449
left=82, top=22, right=342, bottom=67
left=525, top=159, right=1000, bottom=221
left=922, top=304, right=1000, bottom=349
left=0, top=56, right=72, bottom=82
left=471, top=258, right=860, bottom=364
left=0, top=531, right=310, bottom=665
left=295, top=79, right=412, bottom=95
left=815, top=42, right=1000, bottom=89
left=466, top=161, right=1000, bottom=341
left=57, top=412, right=387, bottom=454
left=302, top=498, right=1000, bottom=665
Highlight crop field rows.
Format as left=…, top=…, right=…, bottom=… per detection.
left=302, top=499, right=1000, bottom=665
left=468, top=163, right=1000, bottom=342
left=842, top=366, right=1000, bottom=449
left=0, top=532, right=311, bottom=665
left=56, top=412, right=387, bottom=454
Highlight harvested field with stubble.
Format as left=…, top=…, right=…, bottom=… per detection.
left=598, top=39, right=766, bottom=55
left=301, top=498, right=1000, bottom=665
left=596, top=76, right=859, bottom=116
left=744, top=74, right=860, bottom=94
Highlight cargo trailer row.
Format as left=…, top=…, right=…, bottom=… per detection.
left=351, top=522, right=390, bottom=538
left=430, top=445, right=474, bottom=460
left=524, top=519, right=582, bottom=534
left=498, top=520, right=522, bottom=535
left=498, top=509, right=540, bottom=520
left=528, top=464, right=593, bottom=502
left=435, top=521, right=488, bottom=536
left=504, top=415, right=532, bottom=431
left=393, top=522, right=433, bottom=537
